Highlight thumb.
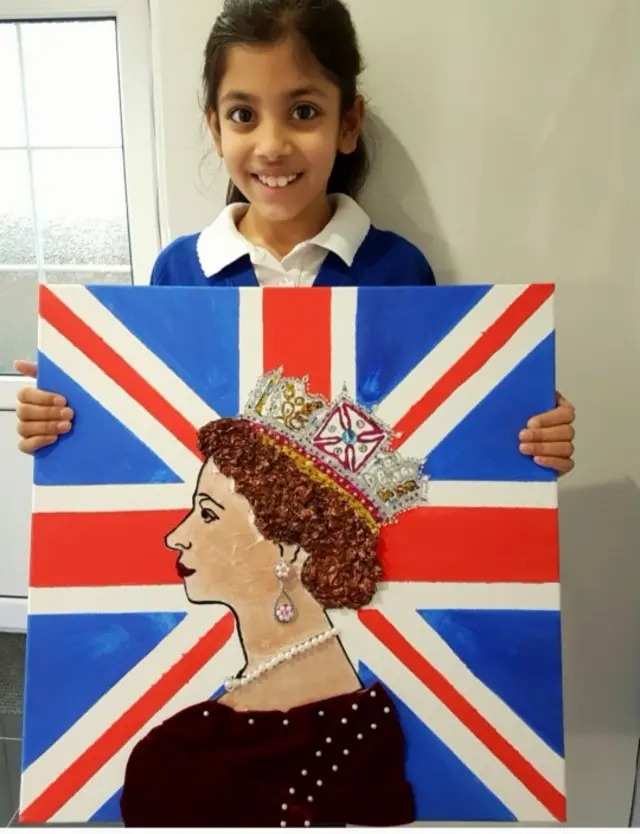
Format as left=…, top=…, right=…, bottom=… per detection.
left=13, top=359, right=37, bottom=378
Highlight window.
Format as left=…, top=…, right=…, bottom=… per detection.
left=0, top=0, right=159, bottom=389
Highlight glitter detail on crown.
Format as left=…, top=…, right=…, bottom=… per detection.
left=243, top=369, right=429, bottom=527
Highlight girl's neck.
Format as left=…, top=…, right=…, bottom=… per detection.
left=238, top=194, right=333, bottom=260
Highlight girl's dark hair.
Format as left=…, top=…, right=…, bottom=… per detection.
left=198, top=418, right=383, bottom=609
left=203, top=0, right=370, bottom=204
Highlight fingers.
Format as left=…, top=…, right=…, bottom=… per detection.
left=16, top=402, right=73, bottom=423
left=17, top=386, right=66, bottom=408
left=15, top=385, right=73, bottom=455
left=519, top=424, right=575, bottom=445
left=519, top=441, right=574, bottom=459
left=18, top=435, right=59, bottom=454
left=17, top=419, right=72, bottom=439
left=14, top=359, right=37, bottom=378
left=531, top=456, right=575, bottom=476
left=527, top=404, right=575, bottom=430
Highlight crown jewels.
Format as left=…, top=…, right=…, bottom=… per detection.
left=243, top=369, right=428, bottom=529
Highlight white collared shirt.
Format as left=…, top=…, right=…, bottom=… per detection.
left=196, top=194, right=371, bottom=286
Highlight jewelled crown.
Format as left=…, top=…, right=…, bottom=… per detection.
left=243, top=369, right=428, bottom=531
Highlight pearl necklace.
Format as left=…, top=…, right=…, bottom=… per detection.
left=224, top=626, right=339, bottom=692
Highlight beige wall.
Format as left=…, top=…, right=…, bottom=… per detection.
left=150, top=0, right=640, bottom=824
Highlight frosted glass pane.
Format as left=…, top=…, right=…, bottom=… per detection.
left=0, top=151, right=36, bottom=265
left=21, top=20, right=122, bottom=148
left=33, top=149, right=131, bottom=266
left=46, top=270, right=131, bottom=286
left=0, top=272, right=37, bottom=374
left=0, top=24, right=26, bottom=147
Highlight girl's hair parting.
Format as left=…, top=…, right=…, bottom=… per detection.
left=202, top=0, right=370, bottom=204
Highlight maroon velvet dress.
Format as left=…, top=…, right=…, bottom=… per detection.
left=120, top=682, right=414, bottom=827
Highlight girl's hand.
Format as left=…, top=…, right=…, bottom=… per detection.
left=519, top=391, right=575, bottom=475
left=14, top=360, right=74, bottom=454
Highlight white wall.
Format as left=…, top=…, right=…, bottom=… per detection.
left=150, top=0, right=640, bottom=825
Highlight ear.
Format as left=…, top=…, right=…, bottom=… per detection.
left=279, top=543, right=303, bottom=566
left=338, top=94, right=365, bottom=155
left=206, top=109, right=223, bottom=157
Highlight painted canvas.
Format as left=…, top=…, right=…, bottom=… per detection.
left=20, top=284, right=564, bottom=825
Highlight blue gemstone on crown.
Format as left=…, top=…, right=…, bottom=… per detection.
left=341, top=429, right=357, bottom=445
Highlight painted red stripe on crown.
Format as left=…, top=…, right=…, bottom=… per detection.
left=29, top=506, right=557, bottom=587
left=39, top=285, right=203, bottom=461
left=20, top=614, right=235, bottom=824
left=391, top=284, right=554, bottom=450
left=262, top=287, right=332, bottom=398
left=360, top=611, right=566, bottom=822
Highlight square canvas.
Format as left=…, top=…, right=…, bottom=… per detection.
left=20, top=284, right=564, bottom=825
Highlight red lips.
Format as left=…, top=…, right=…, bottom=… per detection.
left=176, top=560, right=196, bottom=578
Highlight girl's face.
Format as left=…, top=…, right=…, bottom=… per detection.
left=209, top=37, right=363, bottom=227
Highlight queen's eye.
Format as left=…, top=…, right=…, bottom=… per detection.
left=201, top=507, right=219, bottom=524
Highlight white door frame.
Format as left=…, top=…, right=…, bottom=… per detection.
left=0, top=0, right=160, bottom=629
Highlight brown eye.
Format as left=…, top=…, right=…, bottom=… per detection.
left=292, top=104, right=318, bottom=121
left=229, top=107, right=254, bottom=124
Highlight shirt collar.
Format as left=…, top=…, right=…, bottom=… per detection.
left=196, top=194, right=371, bottom=278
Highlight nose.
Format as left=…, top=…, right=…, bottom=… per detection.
left=255, top=117, right=292, bottom=161
left=165, top=519, right=192, bottom=552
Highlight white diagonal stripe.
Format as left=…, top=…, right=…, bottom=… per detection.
left=331, top=287, right=357, bottom=399
left=40, top=321, right=200, bottom=485
left=398, top=297, right=554, bottom=459
left=385, top=608, right=564, bottom=793
left=370, top=582, right=560, bottom=612
left=239, top=288, right=264, bottom=408
left=51, top=286, right=218, bottom=430
left=48, top=637, right=242, bottom=822
left=27, top=582, right=561, bottom=616
left=376, top=285, right=529, bottom=427
left=20, top=607, right=232, bottom=810
left=332, top=611, right=555, bottom=822
left=33, top=484, right=192, bottom=514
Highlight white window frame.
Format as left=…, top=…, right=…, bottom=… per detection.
left=0, top=0, right=160, bottom=408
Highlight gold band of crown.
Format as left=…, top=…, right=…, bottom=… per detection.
left=255, top=430, right=380, bottom=534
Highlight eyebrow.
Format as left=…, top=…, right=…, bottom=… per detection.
left=220, top=86, right=328, bottom=104
left=197, top=493, right=225, bottom=511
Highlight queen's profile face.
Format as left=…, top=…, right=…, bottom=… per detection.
left=165, top=460, right=276, bottom=606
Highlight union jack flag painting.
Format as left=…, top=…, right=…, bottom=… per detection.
left=20, top=283, right=565, bottom=824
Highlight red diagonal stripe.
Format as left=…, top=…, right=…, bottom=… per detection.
left=39, top=285, right=203, bottom=460
left=360, top=610, right=566, bottom=822
left=20, top=613, right=235, bottom=824
left=262, top=287, right=332, bottom=398
left=391, top=284, right=554, bottom=450
left=379, top=506, right=559, bottom=582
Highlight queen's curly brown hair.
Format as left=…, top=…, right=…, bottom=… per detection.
left=197, top=418, right=383, bottom=609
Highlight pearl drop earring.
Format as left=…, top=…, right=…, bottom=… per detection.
left=273, top=557, right=297, bottom=624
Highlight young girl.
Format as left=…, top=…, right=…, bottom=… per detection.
left=14, top=0, right=575, bottom=471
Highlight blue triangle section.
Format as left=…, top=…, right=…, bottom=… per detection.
left=359, top=663, right=516, bottom=821
left=91, top=788, right=123, bottom=823
left=355, top=286, right=491, bottom=406
left=23, top=612, right=186, bottom=768
left=419, top=611, right=564, bottom=756
left=34, top=353, right=181, bottom=485
left=426, top=333, right=557, bottom=481
left=89, top=286, right=240, bottom=418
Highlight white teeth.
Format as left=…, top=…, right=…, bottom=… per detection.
left=258, top=173, right=298, bottom=188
